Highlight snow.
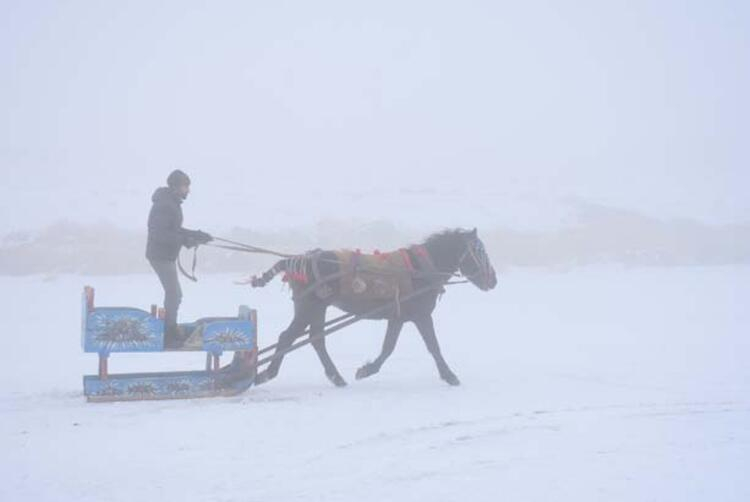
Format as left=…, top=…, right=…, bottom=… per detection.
left=2, top=265, right=748, bottom=501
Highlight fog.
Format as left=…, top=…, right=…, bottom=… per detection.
left=2, top=1, right=749, bottom=267
left=3, top=4, right=750, bottom=501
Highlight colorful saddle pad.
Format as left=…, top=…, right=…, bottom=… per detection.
left=333, top=249, right=415, bottom=301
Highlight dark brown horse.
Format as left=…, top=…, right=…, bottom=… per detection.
left=248, top=228, right=497, bottom=386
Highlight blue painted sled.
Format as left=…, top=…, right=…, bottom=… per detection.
left=81, top=286, right=257, bottom=402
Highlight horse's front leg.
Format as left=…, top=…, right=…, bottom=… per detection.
left=356, top=319, right=404, bottom=380
left=414, top=314, right=460, bottom=386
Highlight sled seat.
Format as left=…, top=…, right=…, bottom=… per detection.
left=81, top=287, right=256, bottom=354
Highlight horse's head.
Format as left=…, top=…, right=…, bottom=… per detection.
left=423, top=228, right=497, bottom=291
left=458, top=228, right=497, bottom=291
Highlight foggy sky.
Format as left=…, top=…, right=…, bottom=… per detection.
left=1, top=0, right=748, bottom=232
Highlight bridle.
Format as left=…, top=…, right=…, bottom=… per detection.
left=458, top=237, right=494, bottom=286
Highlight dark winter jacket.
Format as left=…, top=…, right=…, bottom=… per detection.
left=146, top=187, right=200, bottom=261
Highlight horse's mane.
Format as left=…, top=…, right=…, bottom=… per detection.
left=423, top=228, right=471, bottom=247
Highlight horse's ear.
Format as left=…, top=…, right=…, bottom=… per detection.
left=471, top=227, right=478, bottom=237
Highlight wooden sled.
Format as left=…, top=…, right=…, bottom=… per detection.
left=81, top=286, right=257, bottom=402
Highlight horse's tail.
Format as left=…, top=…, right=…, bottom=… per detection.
left=250, top=258, right=288, bottom=288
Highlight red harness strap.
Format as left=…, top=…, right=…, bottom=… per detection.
left=399, top=248, right=415, bottom=272
left=410, top=245, right=436, bottom=272
left=413, top=245, right=429, bottom=258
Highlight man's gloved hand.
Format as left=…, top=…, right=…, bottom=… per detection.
left=195, top=230, right=213, bottom=244
left=184, top=234, right=199, bottom=249
left=183, top=230, right=211, bottom=249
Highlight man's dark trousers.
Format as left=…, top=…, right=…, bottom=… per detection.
left=149, top=259, right=182, bottom=331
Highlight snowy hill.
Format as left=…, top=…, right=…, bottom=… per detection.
left=2, top=203, right=748, bottom=276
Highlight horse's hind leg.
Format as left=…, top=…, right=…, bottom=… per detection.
left=255, top=308, right=310, bottom=385
left=355, top=319, right=403, bottom=380
left=414, top=314, right=460, bottom=386
left=309, top=306, right=347, bottom=387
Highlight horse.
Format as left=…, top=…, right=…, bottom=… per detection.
left=247, top=228, right=497, bottom=387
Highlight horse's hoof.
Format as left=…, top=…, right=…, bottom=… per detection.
left=355, top=364, right=377, bottom=380
left=327, top=372, right=348, bottom=387
left=254, top=370, right=272, bottom=386
left=442, top=373, right=461, bottom=386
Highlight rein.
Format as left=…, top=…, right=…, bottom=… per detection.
left=178, top=246, right=199, bottom=282
left=207, top=238, right=295, bottom=258
left=177, top=237, right=296, bottom=281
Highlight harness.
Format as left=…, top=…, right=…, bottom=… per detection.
left=183, top=236, right=490, bottom=295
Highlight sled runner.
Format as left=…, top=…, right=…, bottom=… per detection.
left=81, top=286, right=257, bottom=402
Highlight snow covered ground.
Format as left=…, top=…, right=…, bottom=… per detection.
left=1, top=265, right=748, bottom=501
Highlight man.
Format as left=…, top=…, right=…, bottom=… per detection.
left=146, top=169, right=212, bottom=343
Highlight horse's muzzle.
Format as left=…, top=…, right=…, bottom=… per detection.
left=484, top=269, right=498, bottom=290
